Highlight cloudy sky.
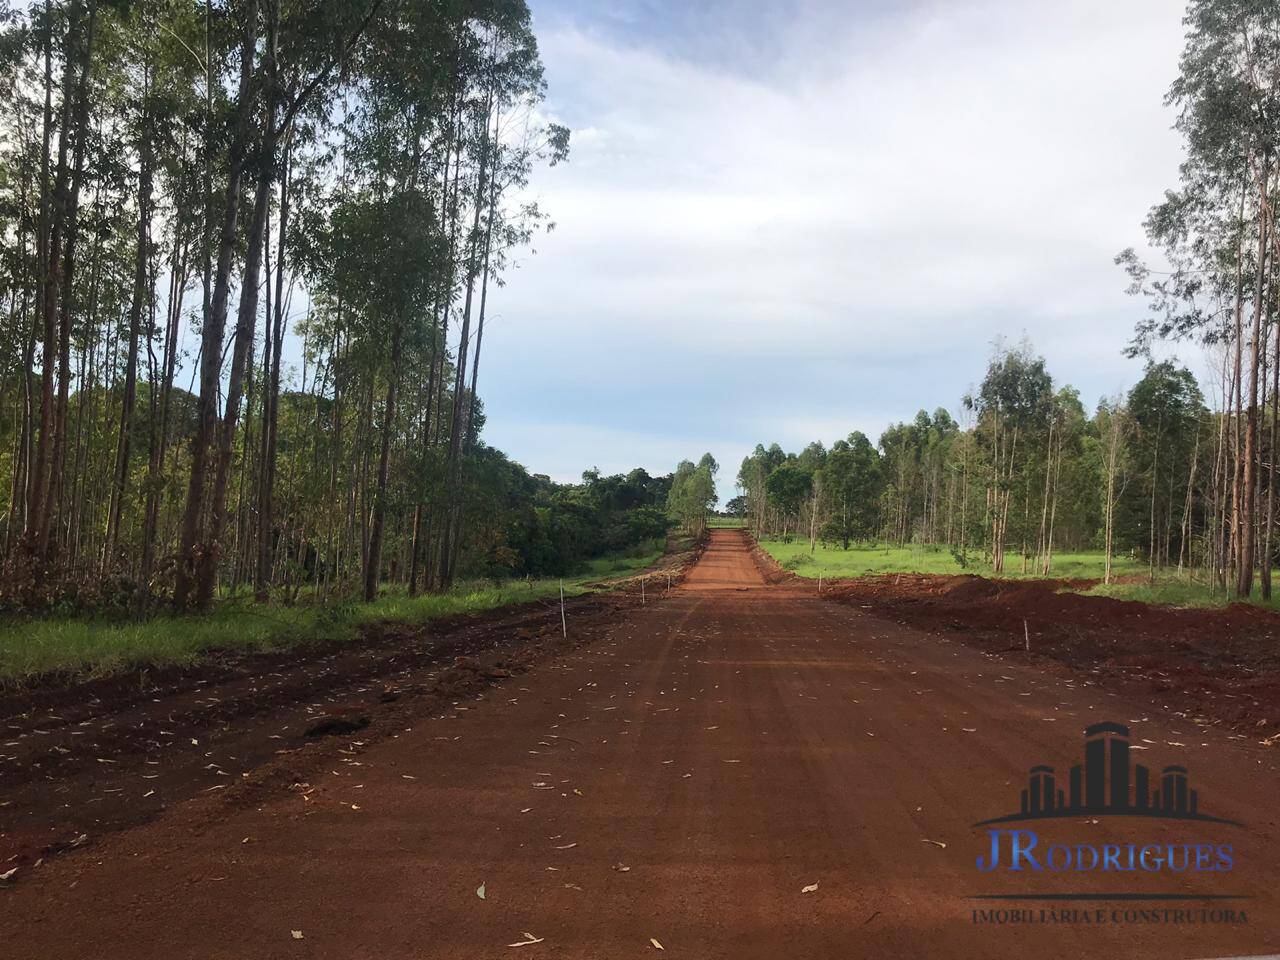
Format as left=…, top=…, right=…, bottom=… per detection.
left=477, top=0, right=1192, bottom=501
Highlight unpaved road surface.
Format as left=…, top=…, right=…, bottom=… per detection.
left=5, top=531, right=1279, bottom=958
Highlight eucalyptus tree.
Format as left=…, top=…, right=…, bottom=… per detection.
left=737, top=442, right=785, bottom=535
left=965, top=343, right=1053, bottom=572
left=437, top=2, right=567, bottom=588
left=819, top=432, right=883, bottom=549
left=1120, top=0, right=1280, bottom=596
left=667, top=458, right=717, bottom=536
left=1125, top=362, right=1207, bottom=578
left=763, top=462, right=811, bottom=543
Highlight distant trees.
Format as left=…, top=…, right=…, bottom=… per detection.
left=735, top=340, right=1238, bottom=583
left=737, top=443, right=785, bottom=534
left=880, top=409, right=957, bottom=547
left=966, top=342, right=1053, bottom=573
left=672, top=0, right=1280, bottom=593
left=667, top=455, right=718, bottom=536
left=763, top=463, right=811, bottom=542
left=1126, top=362, right=1205, bottom=579
left=1094, top=398, right=1131, bottom=585
left=820, top=433, right=882, bottom=549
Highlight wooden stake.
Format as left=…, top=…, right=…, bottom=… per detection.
left=560, top=580, right=567, bottom=638
left=1024, top=620, right=1030, bottom=651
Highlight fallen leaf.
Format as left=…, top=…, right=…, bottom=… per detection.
left=291, top=930, right=304, bottom=940
left=477, top=883, right=486, bottom=900
left=0, top=867, right=17, bottom=881
left=612, top=863, right=631, bottom=873
left=650, top=938, right=665, bottom=950
left=801, top=882, right=819, bottom=893
left=554, top=842, right=577, bottom=850
left=922, top=839, right=947, bottom=849
left=508, top=933, right=544, bottom=948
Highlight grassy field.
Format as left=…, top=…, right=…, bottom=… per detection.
left=707, top=517, right=746, bottom=528
left=757, top=537, right=1280, bottom=610
left=1080, top=578, right=1280, bottom=610
left=758, top=538, right=1148, bottom=581
left=0, top=541, right=666, bottom=684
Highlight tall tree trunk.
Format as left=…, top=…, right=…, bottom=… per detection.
left=439, top=65, right=497, bottom=589
left=1229, top=175, right=1248, bottom=591
left=174, top=0, right=262, bottom=611
left=26, top=0, right=86, bottom=563
left=1238, top=159, right=1270, bottom=598
left=255, top=132, right=292, bottom=601
left=104, top=77, right=154, bottom=567
left=196, top=97, right=279, bottom=610
left=364, top=318, right=404, bottom=602
left=1265, top=310, right=1279, bottom=598
left=46, top=0, right=99, bottom=560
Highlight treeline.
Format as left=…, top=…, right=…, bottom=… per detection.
left=736, top=344, right=1214, bottom=586
left=740, top=0, right=1280, bottom=599
left=0, top=0, right=576, bottom=612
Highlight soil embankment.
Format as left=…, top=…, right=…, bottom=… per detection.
left=750, top=537, right=1280, bottom=737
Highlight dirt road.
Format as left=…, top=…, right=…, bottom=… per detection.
left=6, top=531, right=1279, bottom=958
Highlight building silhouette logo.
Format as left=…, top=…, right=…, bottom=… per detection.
left=974, top=721, right=1241, bottom=827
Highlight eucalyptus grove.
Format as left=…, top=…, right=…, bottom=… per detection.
left=0, top=0, right=573, bottom=611
left=738, top=342, right=1226, bottom=581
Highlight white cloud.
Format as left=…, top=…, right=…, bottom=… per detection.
left=479, top=0, right=1190, bottom=497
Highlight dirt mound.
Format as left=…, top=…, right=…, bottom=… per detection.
left=930, top=574, right=1002, bottom=602
left=822, top=571, right=1280, bottom=737
left=740, top=533, right=1280, bottom=735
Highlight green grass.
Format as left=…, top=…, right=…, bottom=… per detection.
left=760, top=537, right=1280, bottom=611
left=758, top=538, right=1148, bottom=581
left=0, top=541, right=667, bottom=684
left=576, top=539, right=666, bottom=579
left=708, top=517, right=746, bottom=528
left=1080, top=578, right=1280, bottom=610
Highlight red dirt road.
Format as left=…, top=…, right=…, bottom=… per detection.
left=6, top=531, right=1280, bottom=958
